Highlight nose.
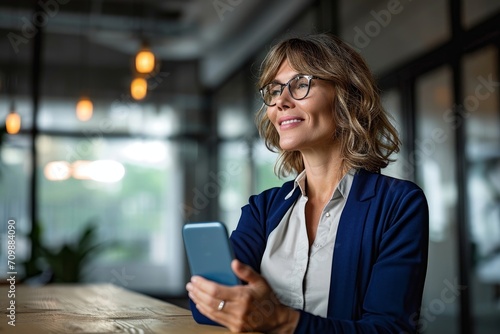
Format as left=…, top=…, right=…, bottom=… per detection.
left=275, top=85, right=295, bottom=110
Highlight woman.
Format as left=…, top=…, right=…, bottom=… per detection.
left=186, top=33, right=429, bottom=333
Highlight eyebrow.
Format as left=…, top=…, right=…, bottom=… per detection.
left=269, top=73, right=304, bottom=85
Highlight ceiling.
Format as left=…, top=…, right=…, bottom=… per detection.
left=0, top=0, right=315, bottom=89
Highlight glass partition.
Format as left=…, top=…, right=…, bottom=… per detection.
left=0, top=134, right=32, bottom=278
left=415, top=66, right=460, bottom=334
left=218, top=140, right=253, bottom=233
left=36, top=134, right=184, bottom=295
left=463, top=45, right=500, bottom=333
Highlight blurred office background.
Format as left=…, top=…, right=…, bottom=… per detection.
left=0, top=0, right=499, bottom=333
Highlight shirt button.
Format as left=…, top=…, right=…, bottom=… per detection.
left=325, top=212, right=330, bottom=217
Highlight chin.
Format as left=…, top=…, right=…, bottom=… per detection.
left=279, top=142, right=299, bottom=151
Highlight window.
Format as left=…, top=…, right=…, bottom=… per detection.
left=415, top=66, right=460, bottom=334
left=37, top=134, right=185, bottom=294
left=0, top=134, right=31, bottom=275
left=463, top=45, right=500, bottom=334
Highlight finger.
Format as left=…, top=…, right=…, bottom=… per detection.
left=193, top=293, right=227, bottom=314
left=196, top=298, right=230, bottom=316
left=231, top=260, right=261, bottom=284
left=187, top=278, right=216, bottom=304
left=196, top=298, right=253, bottom=333
left=188, top=276, right=234, bottom=310
left=189, top=276, right=226, bottom=298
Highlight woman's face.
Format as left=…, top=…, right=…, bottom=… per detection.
left=266, top=60, right=337, bottom=153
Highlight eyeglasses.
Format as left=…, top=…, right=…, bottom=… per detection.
left=259, top=75, right=323, bottom=107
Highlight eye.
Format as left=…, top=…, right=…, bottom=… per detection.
left=267, top=84, right=282, bottom=96
left=294, top=77, right=309, bottom=89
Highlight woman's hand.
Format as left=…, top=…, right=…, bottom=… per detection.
left=186, top=259, right=299, bottom=333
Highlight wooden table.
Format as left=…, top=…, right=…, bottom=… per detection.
left=0, top=283, right=240, bottom=333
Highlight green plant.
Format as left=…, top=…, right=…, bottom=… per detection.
left=24, top=220, right=106, bottom=283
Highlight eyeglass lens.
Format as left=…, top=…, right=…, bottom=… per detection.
left=262, top=76, right=312, bottom=106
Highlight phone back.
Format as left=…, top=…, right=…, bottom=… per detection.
left=182, top=222, right=240, bottom=286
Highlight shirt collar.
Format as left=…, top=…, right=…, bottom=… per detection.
left=284, top=168, right=357, bottom=200
left=284, top=170, right=306, bottom=200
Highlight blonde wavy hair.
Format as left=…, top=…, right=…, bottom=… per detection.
left=256, top=33, right=401, bottom=177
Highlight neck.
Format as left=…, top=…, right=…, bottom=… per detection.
left=301, top=147, right=347, bottom=201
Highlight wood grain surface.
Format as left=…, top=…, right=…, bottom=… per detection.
left=0, top=283, right=245, bottom=334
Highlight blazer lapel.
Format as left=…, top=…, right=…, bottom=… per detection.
left=327, top=169, right=379, bottom=319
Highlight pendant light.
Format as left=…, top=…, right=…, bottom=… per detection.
left=129, top=2, right=158, bottom=101
left=75, top=5, right=93, bottom=122
left=6, top=102, right=21, bottom=135
left=134, top=0, right=155, bottom=75
left=130, top=77, right=147, bottom=100
left=135, top=42, right=155, bottom=74
left=76, top=97, right=93, bottom=121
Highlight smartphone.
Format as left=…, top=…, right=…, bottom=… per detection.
left=182, top=222, right=240, bottom=286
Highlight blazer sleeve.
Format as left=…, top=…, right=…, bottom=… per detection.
left=295, top=185, right=429, bottom=333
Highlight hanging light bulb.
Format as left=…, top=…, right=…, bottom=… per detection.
left=135, top=43, right=155, bottom=74
left=131, top=77, right=147, bottom=100
left=6, top=103, right=21, bottom=135
left=76, top=97, right=93, bottom=121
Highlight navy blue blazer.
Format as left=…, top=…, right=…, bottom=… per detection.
left=191, top=169, right=429, bottom=333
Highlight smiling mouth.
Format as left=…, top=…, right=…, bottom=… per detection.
left=280, top=119, right=303, bottom=126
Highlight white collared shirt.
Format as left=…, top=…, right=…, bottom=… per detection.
left=260, top=169, right=355, bottom=317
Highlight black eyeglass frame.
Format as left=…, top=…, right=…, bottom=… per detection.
left=259, top=75, right=324, bottom=107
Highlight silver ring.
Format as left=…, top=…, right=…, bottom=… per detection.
left=217, top=300, right=225, bottom=311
